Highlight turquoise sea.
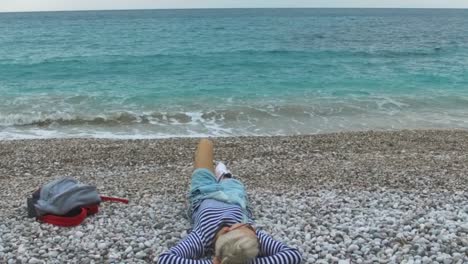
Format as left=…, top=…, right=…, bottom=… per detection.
left=1, top=8, right=468, bottom=139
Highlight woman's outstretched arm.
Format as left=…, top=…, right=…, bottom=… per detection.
left=251, top=230, right=303, bottom=264
left=158, top=231, right=212, bottom=264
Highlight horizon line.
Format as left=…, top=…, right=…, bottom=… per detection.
left=1, top=6, right=468, bottom=14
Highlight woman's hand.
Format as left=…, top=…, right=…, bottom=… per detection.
left=213, top=256, right=221, bottom=264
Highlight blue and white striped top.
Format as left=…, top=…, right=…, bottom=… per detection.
left=158, top=199, right=302, bottom=264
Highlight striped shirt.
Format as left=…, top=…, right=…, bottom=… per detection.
left=158, top=199, right=302, bottom=264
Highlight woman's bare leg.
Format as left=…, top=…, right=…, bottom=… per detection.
left=194, top=139, right=215, bottom=174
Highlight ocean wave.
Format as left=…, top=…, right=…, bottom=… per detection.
left=0, top=109, right=276, bottom=127
left=1, top=97, right=468, bottom=139
left=3, top=92, right=468, bottom=128
left=0, top=112, right=190, bottom=127
left=2, top=110, right=468, bottom=140
left=0, top=103, right=419, bottom=128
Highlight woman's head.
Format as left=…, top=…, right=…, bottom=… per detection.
left=214, top=223, right=259, bottom=264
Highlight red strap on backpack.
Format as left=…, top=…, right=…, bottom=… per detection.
left=39, top=205, right=99, bottom=227
left=100, top=196, right=129, bottom=204
left=38, top=196, right=128, bottom=227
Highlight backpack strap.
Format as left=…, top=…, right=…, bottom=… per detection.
left=38, top=205, right=99, bottom=227
left=100, top=196, right=129, bottom=204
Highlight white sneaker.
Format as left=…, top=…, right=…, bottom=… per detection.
left=215, top=162, right=232, bottom=181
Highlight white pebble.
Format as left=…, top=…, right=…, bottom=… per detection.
left=97, top=243, right=107, bottom=250
left=75, top=231, right=84, bottom=238
left=18, top=245, right=26, bottom=254
left=135, top=251, right=147, bottom=259
left=459, top=223, right=468, bottom=232
left=108, top=251, right=121, bottom=260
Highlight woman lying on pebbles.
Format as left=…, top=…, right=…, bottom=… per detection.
left=158, top=139, right=302, bottom=264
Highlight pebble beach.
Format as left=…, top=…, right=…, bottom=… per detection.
left=1, top=130, right=467, bottom=263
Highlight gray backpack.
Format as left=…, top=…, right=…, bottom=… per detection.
left=27, top=177, right=128, bottom=226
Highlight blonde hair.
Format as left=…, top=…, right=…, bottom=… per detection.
left=215, top=229, right=259, bottom=264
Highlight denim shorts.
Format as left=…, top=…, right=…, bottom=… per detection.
left=187, top=168, right=252, bottom=222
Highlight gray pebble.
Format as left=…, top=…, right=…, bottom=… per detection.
left=144, top=241, right=152, bottom=248
left=125, top=246, right=133, bottom=254
left=459, top=224, right=468, bottom=233
left=28, top=258, right=42, bottom=264
left=347, top=244, right=359, bottom=252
